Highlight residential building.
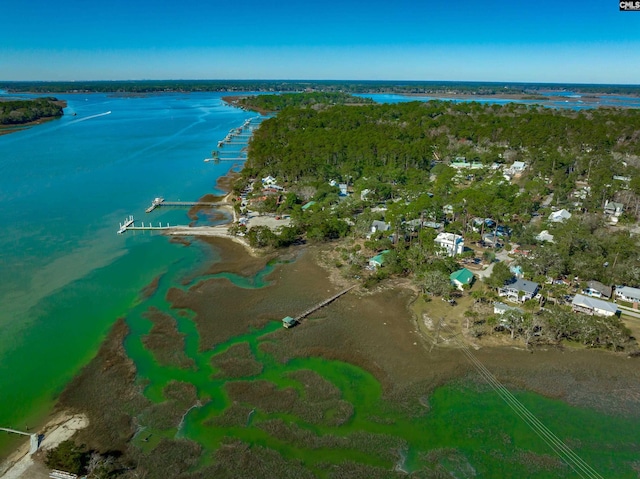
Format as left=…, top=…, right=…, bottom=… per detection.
left=450, top=268, right=474, bottom=290
left=604, top=200, right=624, bottom=217
left=615, top=286, right=640, bottom=304
left=369, top=250, right=390, bottom=269
left=434, top=232, right=464, bottom=256
left=371, top=220, right=391, bottom=233
left=582, top=280, right=612, bottom=299
left=261, top=175, right=277, bottom=185
left=499, top=278, right=539, bottom=302
left=548, top=209, right=572, bottom=223
left=493, top=302, right=522, bottom=315
left=571, top=294, right=619, bottom=317
left=535, top=230, right=554, bottom=243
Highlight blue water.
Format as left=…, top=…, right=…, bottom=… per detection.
left=0, top=92, right=257, bottom=452
left=359, top=92, right=640, bottom=110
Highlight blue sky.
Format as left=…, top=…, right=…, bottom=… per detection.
left=2, top=0, right=639, bottom=83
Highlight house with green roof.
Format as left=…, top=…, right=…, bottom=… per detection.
left=450, top=268, right=474, bottom=290
left=301, top=201, right=317, bottom=211
left=369, top=250, right=390, bottom=269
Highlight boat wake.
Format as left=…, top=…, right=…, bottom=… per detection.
left=67, top=111, right=112, bottom=125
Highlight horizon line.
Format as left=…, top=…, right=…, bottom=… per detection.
left=1, top=79, right=640, bottom=87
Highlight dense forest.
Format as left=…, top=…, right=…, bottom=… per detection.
left=0, top=97, right=64, bottom=125
left=2, top=79, right=639, bottom=96
left=234, top=91, right=374, bottom=113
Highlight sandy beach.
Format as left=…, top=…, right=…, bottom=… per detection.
left=0, top=412, right=88, bottom=479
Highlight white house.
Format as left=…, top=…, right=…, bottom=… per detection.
left=615, top=286, right=640, bottom=304
left=434, top=232, right=464, bottom=257
left=549, top=209, right=572, bottom=223
left=511, top=161, right=527, bottom=172
left=571, top=294, right=619, bottom=317
left=535, top=230, right=555, bottom=243
left=261, top=175, right=277, bottom=185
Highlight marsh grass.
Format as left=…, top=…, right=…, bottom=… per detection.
left=141, top=307, right=195, bottom=370
left=139, top=381, right=198, bottom=430
left=210, top=342, right=263, bottom=379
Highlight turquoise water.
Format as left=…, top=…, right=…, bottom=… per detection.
left=0, top=92, right=257, bottom=455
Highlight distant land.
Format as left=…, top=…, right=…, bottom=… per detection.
left=1, top=80, right=640, bottom=96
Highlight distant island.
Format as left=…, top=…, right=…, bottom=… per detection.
left=1, top=79, right=640, bottom=97
left=0, top=97, right=65, bottom=134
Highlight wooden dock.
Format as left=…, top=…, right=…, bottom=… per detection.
left=145, top=197, right=230, bottom=213
left=284, top=286, right=356, bottom=327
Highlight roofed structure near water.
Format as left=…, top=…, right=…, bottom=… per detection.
left=282, top=316, right=298, bottom=328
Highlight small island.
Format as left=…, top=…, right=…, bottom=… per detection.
left=0, top=97, right=65, bottom=135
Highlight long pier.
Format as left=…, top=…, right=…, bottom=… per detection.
left=284, top=286, right=356, bottom=327
left=145, top=197, right=230, bottom=213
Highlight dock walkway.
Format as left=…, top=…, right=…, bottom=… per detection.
left=145, top=198, right=230, bottom=213
left=284, top=286, right=356, bottom=328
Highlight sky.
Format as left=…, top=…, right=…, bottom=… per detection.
left=2, top=0, right=639, bottom=84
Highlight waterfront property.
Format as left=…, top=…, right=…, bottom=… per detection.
left=450, top=268, right=474, bottom=290
left=369, top=250, right=390, bottom=269
left=571, top=294, right=619, bottom=317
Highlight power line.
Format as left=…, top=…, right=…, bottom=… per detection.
left=438, top=323, right=604, bottom=479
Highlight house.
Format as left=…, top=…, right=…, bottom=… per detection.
left=615, top=286, right=640, bottom=304
left=499, top=278, right=539, bottom=302
left=604, top=200, right=624, bottom=217
left=535, top=230, right=555, bottom=243
left=571, top=294, right=619, bottom=317
left=549, top=209, right=572, bottom=223
left=434, top=232, right=464, bottom=257
left=582, top=280, right=612, bottom=299
left=511, top=161, right=527, bottom=172
left=360, top=188, right=372, bottom=200
left=493, top=302, right=523, bottom=315
left=301, top=201, right=316, bottom=211
left=261, top=175, right=277, bottom=185
left=482, top=233, right=502, bottom=247
left=450, top=268, right=474, bottom=290
left=371, top=220, right=391, bottom=234
left=338, top=183, right=348, bottom=196
left=450, top=159, right=483, bottom=170
left=369, top=250, right=390, bottom=268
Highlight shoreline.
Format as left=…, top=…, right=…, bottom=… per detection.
left=0, top=411, right=88, bottom=479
